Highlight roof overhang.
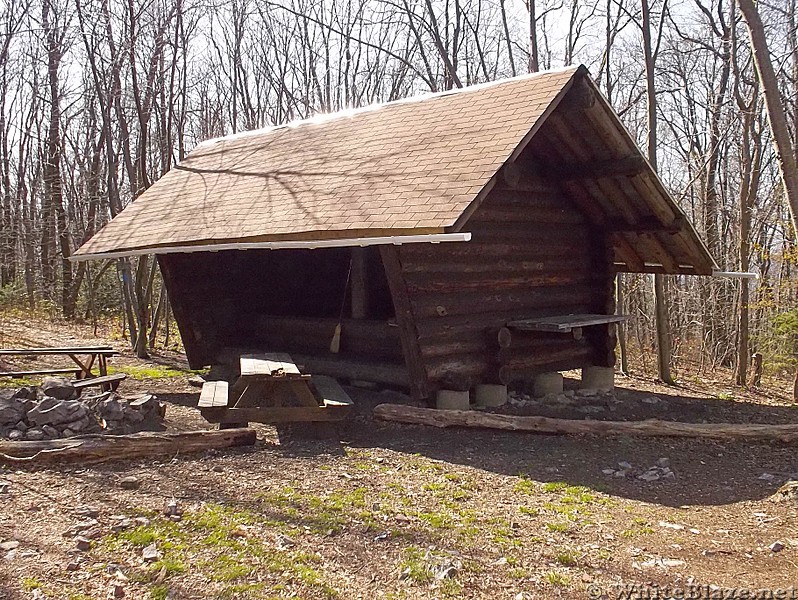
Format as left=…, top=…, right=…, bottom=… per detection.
left=69, top=232, right=472, bottom=262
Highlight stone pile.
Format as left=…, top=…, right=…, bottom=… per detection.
left=0, top=376, right=165, bottom=440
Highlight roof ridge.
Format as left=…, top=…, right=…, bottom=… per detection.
left=195, top=65, right=581, bottom=151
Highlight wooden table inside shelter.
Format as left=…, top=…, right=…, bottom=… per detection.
left=0, top=346, right=117, bottom=379
left=199, top=353, right=353, bottom=426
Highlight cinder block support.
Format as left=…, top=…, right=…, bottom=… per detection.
left=581, top=366, right=615, bottom=392
left=533, top=372, right=563, bottom=398
left=436, top=390, right=471, bottom=411
left=474, top=384, right=507, bottom=408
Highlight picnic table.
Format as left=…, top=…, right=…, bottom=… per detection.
left=198, top=353, right=353, bottom=426
left=0, top=346, right=125, bottom=391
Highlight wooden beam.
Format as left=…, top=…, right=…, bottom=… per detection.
left=551, top=156, right=647, bottom=181
left=379, top=246, right=430, bottom=400
left=607, top=214, right=685, bottom=234
left=350, top=247, right=368, bottom=319
left=202, top=406, right=350, bottom=424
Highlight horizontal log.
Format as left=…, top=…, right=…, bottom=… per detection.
left=233, top=315, right=402, bottom=360
left=401, top=256, right=593, bottom=275
left=469, top=206, right=587, bottom=225
left=405, top=272, right=593, bottom=294
left=0, top=429, right=257, bottom=465
left=499, top=344, right=595, bottom=370
left=467, top=223, right=592, bottom=242
left=291, top=354, right=410, bottom=387
left=424, top=353, right=493, bottom=381
left=419, top=338, right=488, bottom=359
left=499, top=351, right=595, bottom=384
left=399, top=242, right=593, bottom=262
left=373, top=404, right=798, bottom=443
left=411, top=288, right=597, bottom=321
left=415, top=308, right=600, bottom=343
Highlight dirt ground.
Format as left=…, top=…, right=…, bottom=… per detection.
left=1, top=314, right=797, bottom=600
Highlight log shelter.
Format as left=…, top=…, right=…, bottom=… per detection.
left=74, top=65, right=717, bottom=400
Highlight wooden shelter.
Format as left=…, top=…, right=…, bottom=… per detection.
left=75, top=66, right=717, bottom=400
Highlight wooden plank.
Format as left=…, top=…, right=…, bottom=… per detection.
left=72, top=373, right=127, bottom=390
left=202, top=405, right=349, bottom=424
left=239, top=353, right=301, bottom=378
left=508, top=314, right=630, bottom=332
left=0, top=368, right=81, bottom=378
left=198, top=381, right=229, bottom=408
left=380, top=245, right=430, bottom=400
left=311, top=375, right=354, bottom=407
left=0, top=347, right=115, bottom=356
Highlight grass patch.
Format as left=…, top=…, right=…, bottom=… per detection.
left=545, top=521, right=569, bottom=534
left=514, top=476, right=537, bottom=494
left=108, top=364, right=190, bottom=380
left=555, top=550, right=578, bottom=566
left=542, top=481, right=569, bottom=493
left=544, top=571, right=571, bottom=587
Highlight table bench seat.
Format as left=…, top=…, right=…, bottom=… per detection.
left=72, top=373, right=127, bottom=392
left=198, top=381, right=229, bottom=409
left=0, top=367, right=81, bottom=378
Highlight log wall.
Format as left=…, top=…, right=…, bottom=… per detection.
left=399, top=176, right=615, bottom=390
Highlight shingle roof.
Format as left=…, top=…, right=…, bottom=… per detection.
left=75, top=67, right=579, bottom=256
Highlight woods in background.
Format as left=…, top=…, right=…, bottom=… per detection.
left=0, top=0, right=795, bottom=387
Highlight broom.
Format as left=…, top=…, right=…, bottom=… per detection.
left=330, top=258, right=353, bottom=353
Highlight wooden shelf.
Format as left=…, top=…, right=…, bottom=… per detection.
left=508, top=314, right=630, bottom=333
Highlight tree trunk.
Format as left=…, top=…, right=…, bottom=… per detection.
left=738, top=0, right=798, bottom=243
left=641, top=0, right=675, bottom=384
left=373, top=404, right=798, bottom=442
left=0, top=429, right=257, bottom=465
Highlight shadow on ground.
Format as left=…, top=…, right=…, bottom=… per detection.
left=333, top=383, right=798, bottom=509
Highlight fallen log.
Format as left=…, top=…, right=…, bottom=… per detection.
left=0, top=428, right=257, bottom=465
left=373, top=404, right=798, bottom=443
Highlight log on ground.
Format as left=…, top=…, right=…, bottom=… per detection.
left=372, top=404, right=798, bottom=443
left=0, top=428, right=257, bottom=465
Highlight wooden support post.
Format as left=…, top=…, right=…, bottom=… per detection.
left=379, top=246, right=430, bottom=400
left=351, top=247, right=368, bottom=320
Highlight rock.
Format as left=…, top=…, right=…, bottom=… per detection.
left=618, top=461, right=633, bottom=469
left=64, top=518, right=99, bottom=537
left=111, top=583, right=125, bottom=598
left=433, top=564, right=458, bottom=580
left=65, top=560, right=81, bottom=572
left=638, top=471, right=661, bottom=482
left=657, top=457, right=670, bottom=468
left=76, top=506, right=100, bottom=518
left=7, top=430, right=23, bottom=441
left=119, top=476, right=140, bottom=490
left=41, top=425, right=60, bottom=439
left=61, top=414, right=94, bottom=433
left=0, top=481, right=9, bottom=494
left=62, top=429, right=75, bottom=437
left=27, top=398, right=87, bottom=427
left=187, top=375, right=205, bottom=388
left=14, top=421, right=27, bottom=433
left=75, top=537, right=92, bottom=551
left=770, top=481, right=798, bottom=504
left=111, top=519, right=133, bottom=533
left=25, top=428, right=46, bottom=441
left=123, top=407, right=145, bottom=424
left=142, top=544, right=160, bottom=562
left=12, top=386, right=36, bottom=401
left=758, top=473, right=775, bottom=481
left=602, top=468, right=616, bottom=475
left=641, top=395, right=661, bottom=404
left=41, top=377, right=76, bottom=400
left=0, top=397, right=25, bottom=425
left=163, top=500, right=182, bottom=517
left=129, top=394, right=163, bottom=418
left=99, top=398, right=125, bottom=421
left=769, top=541, right=785, bottom=552
left=0, top=541, right=19, bottom=551
left=275, top=534, right=296, bottom=550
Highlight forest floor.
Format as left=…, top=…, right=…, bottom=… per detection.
left=0, top=312, right=797, bottom=600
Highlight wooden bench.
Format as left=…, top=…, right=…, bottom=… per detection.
left=198, top=381, right=229, bottom=409
left=0, top=367, right=81, bottom=378
left=72, top=373, right=127, bottom=392
left=311, top=375, right=354, bottom=408
left=198, top=354, right=353, bottom=426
